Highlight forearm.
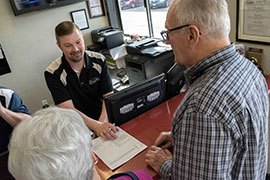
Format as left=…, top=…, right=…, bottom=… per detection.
left=75, top=109, right=100, bottom=130
left=58, top=100, right=117, bottom=140
left=99, top=91, right=113, bottom=123
left=98, top=101, right=108, bottom=123
left=57, top=101, right=99, bottom=130
left=74, top=108, right=117, bottom=139
left=0, top=108, right=30, bottom=127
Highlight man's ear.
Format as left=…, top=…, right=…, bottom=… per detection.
left=186, top=25, right=201, bottom=47
left=56, top=41, right=61, bottom=49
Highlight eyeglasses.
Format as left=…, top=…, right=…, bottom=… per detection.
left=160, top=24, right=190, bottom=42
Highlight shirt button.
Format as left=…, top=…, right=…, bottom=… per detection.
left=81, top=82, right=84, bottom=85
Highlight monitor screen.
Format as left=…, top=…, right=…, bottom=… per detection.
left=9, top=0, right=85, bottom=16
left=105, top=73, right=166, bottom=126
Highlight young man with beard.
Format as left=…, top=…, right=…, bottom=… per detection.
left=45, top=21, right=117, bottom=140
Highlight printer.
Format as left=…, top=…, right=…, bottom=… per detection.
left=126, top=38, right=172, bottom=57
left=91, top=27, right=124, bottom=49
left=126, top=38, right=161, bottom=55
left=125, top=38, right=175, bottom=83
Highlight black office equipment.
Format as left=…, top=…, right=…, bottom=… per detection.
left=0, top=44, right=11, bottom=76
left=126, top=38, right=173, bottom=57
left=125, top=50, right=174, bottom=83
left=9, top=0, right=85, bottom=16
left=166, top=63, right=186, bottom=99
left=126, top=38, right=161, bottom=55
left=105, top=73, right=166, bottom=126
left=91, top=27, right=124, bottom=49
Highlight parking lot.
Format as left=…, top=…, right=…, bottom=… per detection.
left=119, top=3, right=171, bottom=38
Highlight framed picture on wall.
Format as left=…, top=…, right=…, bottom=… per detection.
left=236, top=0, right=270, bottom=45
left=86, top=0, right=105, bottom=18
left=70, top=9, right=89, bottom=30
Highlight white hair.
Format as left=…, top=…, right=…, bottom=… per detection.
left=172, top=0, right=231, bottom=38
left=8, top=107, right=93, bottom=180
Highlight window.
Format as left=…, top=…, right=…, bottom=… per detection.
left=105, top=0, right=172, bottom=39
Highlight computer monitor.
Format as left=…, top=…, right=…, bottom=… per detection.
left=105, top=73, right=166, bottom=126
left=9, top=0, right=85, bottom=16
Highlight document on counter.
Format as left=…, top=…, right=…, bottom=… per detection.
left=92, top=127, right=147, bottom=170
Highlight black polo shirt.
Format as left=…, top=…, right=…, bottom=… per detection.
left=44, top=50, right=113, bottom=120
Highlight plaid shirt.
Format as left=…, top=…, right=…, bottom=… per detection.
left=160, top=44, right=269, bottom=180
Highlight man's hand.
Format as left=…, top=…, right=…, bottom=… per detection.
left=93, top=121, right=118, bottom=140
left=58, top=100, right=118, bottom=140
left=154, top=131, right=172, bottom=149
left=145, top=146, right=173, bottom=173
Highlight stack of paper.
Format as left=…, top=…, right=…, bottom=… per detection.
left=92, top=128, right=147, bottom=170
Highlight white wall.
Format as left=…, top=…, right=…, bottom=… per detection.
left=0, top=0, right=269, bottom=113
left=0, top=1, right=108, bottom=112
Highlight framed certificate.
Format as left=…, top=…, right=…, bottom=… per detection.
left=236, top=0, right=270, bottom=45
left=70, top=9, right=89, bottom=30
left=87, top=0, right=105, bottom=18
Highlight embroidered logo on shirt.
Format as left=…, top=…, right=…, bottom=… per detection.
left=89, top=77, right=100, bottom=85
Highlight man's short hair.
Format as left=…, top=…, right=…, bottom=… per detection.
left=55, top=21, right=81, bottom=42
left=172, top=0, right=230, bottom=38
left=8, top=107, right=93, bottom=180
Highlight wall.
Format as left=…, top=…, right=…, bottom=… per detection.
left=0, top=0, right=269, bottom=113
left=227, top=0, right=270, bottom=75
left=0, top=1, right=108, bottom=112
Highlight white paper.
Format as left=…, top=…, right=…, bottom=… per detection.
left=72, top=10, right=88, bottom=30
left=92, top=128, right=147, bottom=170
left=109, top=44, right=127, bottom=60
